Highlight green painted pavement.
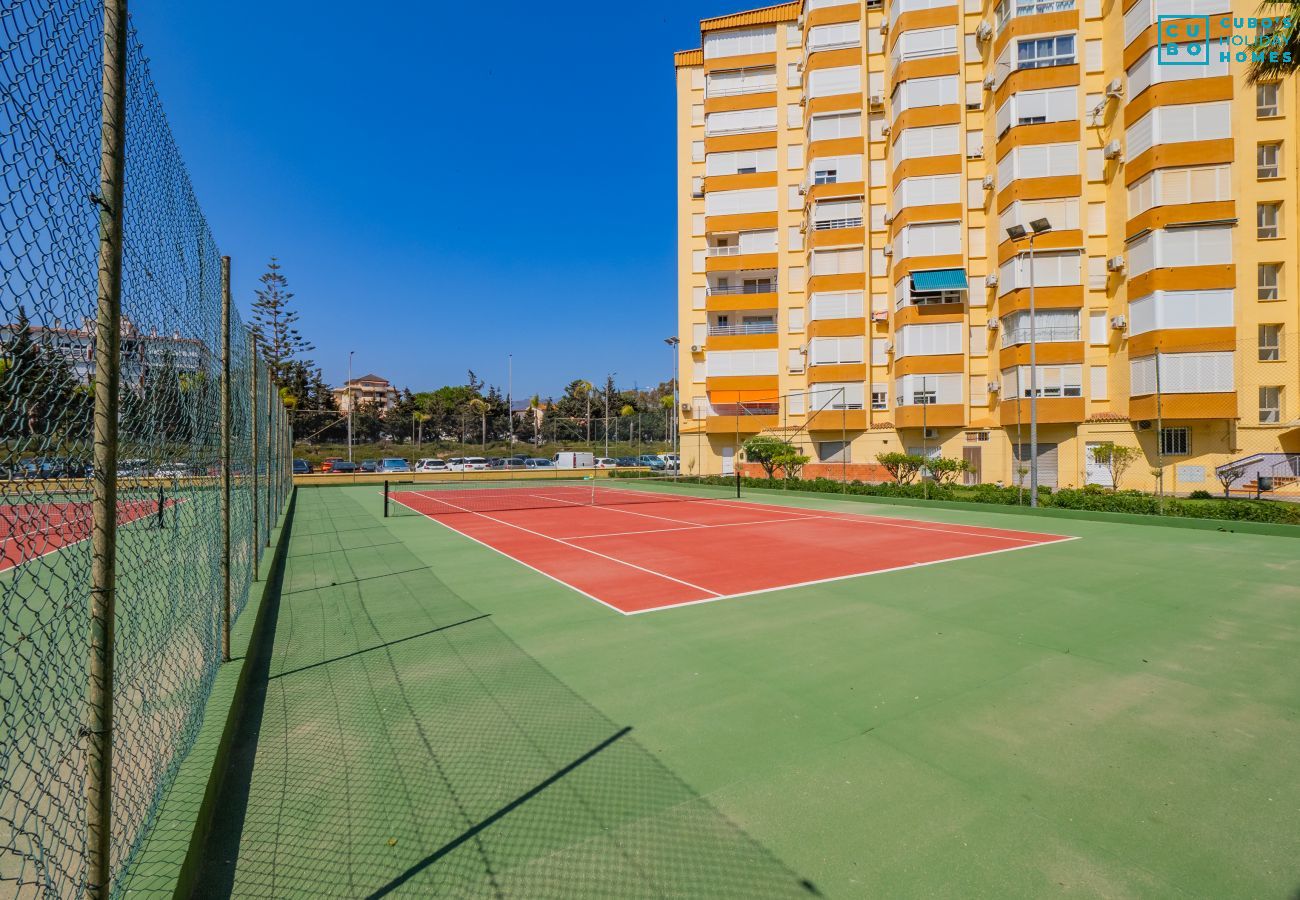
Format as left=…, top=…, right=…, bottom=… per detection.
left=196, top=484, right=1300, bottom=898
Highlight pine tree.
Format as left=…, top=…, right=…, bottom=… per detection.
left=250, top=258, right=314, bottom=384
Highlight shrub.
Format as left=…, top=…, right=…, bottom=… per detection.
left=1188, top=489, right=1213, bottom=500
left=875, top=452, right=925, bottom=484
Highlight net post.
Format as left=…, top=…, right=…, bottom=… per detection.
left=220, top=256, right=232, bottom=662
left=384, top=479, right=390, bottom=517
left=735, top=460, right=741, bottom=499
left=87, top=2, right=126, bottom=894
left=250, top=331, right=260, bottom=581
left=264, top=362, right=273, bottom=548
left=157, top=483, right=165, bottom=529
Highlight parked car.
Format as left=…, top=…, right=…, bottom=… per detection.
left=415, top=458, right=448, bottom=472
left=593, top=457, right=618, bottom=469
left=638, top=455, right=667, bottom=471
left=332, top=460, right=359, bottom=474
left=615, top=456, right=639, bottom=467
left=501, top=458, right=528, bottom=470
left=154, top=462, right=190, bottom=478
left=524, top=458, right=555, bottom=469
left=292, top=458, right=312, bottom=475
left=117, top=458, right=150, bottom=478
left=447, top=457, right=488, bottom=472
left=378, top=458, right=410, bottom=474
left=359, top=459, right=378, bottom=474
left=320, top=457, right=343, bottom=473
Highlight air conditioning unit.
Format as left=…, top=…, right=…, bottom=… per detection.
left=879, top=22, right=888, bottom=35
left=981, top=174, right=994, bottom=189
left=923, top=427, right=939, bottom=440
left=976, top=20, right=993, bottom=40
left=871, top=310, right=889, bottom=321
left=967, top=149, right=984, bottom=160
left=1135, top=419, right=1152, bottom=431
left=1103, top=139, right=1123, bottom=160
left=882, top=244, right=893, bottom=256
left=982, top=73, right=996, bottom=89
left=883, top=210, right=896, bottom=224
left=1107, top=255, right=1126, bottom=272
left=986, top=273, right=999, bottom=287
left=987, top=380, right=1000, bottom=393
left=986, top=318, right=1000, bottom=330
left=1110, top=315, right=1127, bottom=330
left=881, top=123, right=892, bottom=136
left=681, top=402, right=693, bottom=415
left=1105, top=77, right=1124, bottom=98
left=798, top=183, right=807, bottom=195
left=868, top=93, right=884, bottom=109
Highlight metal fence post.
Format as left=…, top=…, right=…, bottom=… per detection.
left=265, top=364, right=273, bottom=546
left=87, top=1, right=127, bottom=894
left=250, top=333, right=260, bottom=580
left=220, top=257, right=232, bottom=661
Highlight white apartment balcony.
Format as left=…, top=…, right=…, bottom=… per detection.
left=708, top=322, right=779, bottom=336
left=1001, top=324, right=1081, bottom=347
left=995, top=0, right=1075, bottom=36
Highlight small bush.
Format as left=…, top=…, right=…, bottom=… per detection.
left=1188, top=489, right=1213, bottom=500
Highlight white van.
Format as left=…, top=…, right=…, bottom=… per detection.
left=552, top=451, right=595, bottom=469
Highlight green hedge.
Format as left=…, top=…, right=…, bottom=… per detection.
left=650, top=473, right=1300, bottom=526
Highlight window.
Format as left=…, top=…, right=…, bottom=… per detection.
left=788, top=348, right=805, bottom=373
left=703, top=26, right=776, bottom=59
left=896, top=322, right=963, bottom=358
left=970, top=325, right=987, bottom=356
left=1259, top=263, right=1281, bottom=301
left=1016, top=34, right=1075, bottom=70
left=1090, top=365, right=1108, bottom=400
left=705, top=349, right=779, bottom=376
left=811, top=247, right=864, bottom=275
left=895, top=373, right=963, bottom=406
left=895, top=26, right=957, bottom=63
left=996, top=142, right=1079, bottom=185
left=1158, top=427, right=1190, bottom=456
left=787, top=104, right=803, bottom=129
left=871, top=384, right=888, bottom=410
left=966, top=129, right=984, bottom=158
left=1257, top=82, right=1281, bottom=118
left=1258, top=202, right=1281, bottom=239
left=892, top=124, right=960, bottom=163
left=970, top=376, right=989, bottom=406
left=995, top=86, right=1077, bottom=135
left=706, top=67, right=777, bottom=98
left=872, top=337, right=889, bottom=364
left=996, top=249, right=1082, bottom=294
left=808, top=22, right=859, bottom=51
left=1260, top=386, right=1282, bottom=424
left=1259, top=324, right=1282, bottom=361
left=1001, top=365, right=1083, bottom=397
left=1258, top=143, right=1282, bottom=179
left=809, top=66, right=862, bottom=99
left=1088, top=310, right=1108, bottom=345
left=1127, top=289, right=1234, bottom=336
left=816, top=441, right=852, bottom=464
left=1130, top=351, right=1234, bottom=394
left=810, top=290, right=864, bottom=320
left=1126, top=45, right=1228, bottom=97
left=787, top=144, right=803, bottom=170
left=1126, top=101, right=1231, bottom=159
left=1000, top=308, right=1080, bottom=345
left=809, top=112, right=862, bottom=141
left=705, top=108, right=778, bottom=136
left=787, top=62, right=800, bottom=87
left=1000, top=197, right=1080, bottom=235
left=809, top=336, right=865, bottom=365
left=1125, top=225, right=1233, bottom=276
left=704, top=187, right=778, bottom=216
left=706, top=148, right=778, bottom=177
left=1127, top=164, right=1232, bottom=216
left=808, top=383, right=866, bottom=410
left=891, top=75, right=959, bottom=116
left=813, top=198, right=864, bottom=229
left=893, top=174, right=962, bottom=208
left=900, top=221, right=961, bottom=257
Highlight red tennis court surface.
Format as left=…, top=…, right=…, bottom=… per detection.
left=0, top=498, right=170, bottom=573
left=389, top=484, right=1075, bottom=614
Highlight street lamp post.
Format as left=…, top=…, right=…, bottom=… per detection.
left=346, top=350, right=354, bottom=463
left=604, top=373, right=616, bottom=458
left=1005, top=217, right=1053, bottom=507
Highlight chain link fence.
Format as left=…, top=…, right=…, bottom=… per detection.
left=1, top=3, right=290, bottom=896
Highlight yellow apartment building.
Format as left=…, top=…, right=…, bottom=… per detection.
left=674, top=0, right=1300, bottom=494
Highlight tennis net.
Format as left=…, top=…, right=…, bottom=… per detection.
left=384, top=475, right=738, bottom=517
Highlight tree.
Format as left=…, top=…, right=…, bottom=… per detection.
left=1089, top=441, right=1139, bottom=489
left=928, top=457, right=972, bottom=486
left=250, top=258, right=314, bottom=384
left=1246, top=2, right=1299, bottom=84
left=743, top=435, right=798, bottom=479
left=1216, top=462, right=1247, bottom=498
left=468, top=397, right=489, bottom=449
left=770, top=446, right=810, bottom=480
left=876, top=451, right=926, bottom=485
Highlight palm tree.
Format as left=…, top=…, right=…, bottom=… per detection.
left=468, top=398, right=489, bottom=450
left=413, top=410, right=430, bottom=448
left=659, top=394, right=674, bottom=447
left=528, top=394, right=541, bottom=446
left=1246, top=1, right=1299, bottom=83
left=573, top=380, right=593, bottom=445
left=620, top=403, right=635, bottom=446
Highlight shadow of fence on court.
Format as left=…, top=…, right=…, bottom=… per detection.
left=194, top=488, right=819, bottom=899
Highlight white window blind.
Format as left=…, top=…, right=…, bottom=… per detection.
left=897, top=26, right=957, bottom=62
left=787, top=144, right=804, bottom=169
left=810, top=290, right=865, bottom=320
left=788, top=308, right=805, bottom=332
left=809, top=336, right=865, bottom=364
left=706, top=67, right=777, bottom=97
left=995, top=87, right=1077, bottom=136
left=809, top=66, right=862, bottom=98
left=895, top=373, right=963, bottom=405
left=705, top=148, right=779, bottom=177
left=1124, top=0, right=1230, bottom=46
left=704, top=188, right=778, bottom=217
left=811, top=247, right=865, bottom=275
left=809, top=155, right=864, bottom=183
left=813, top=198, right=864, bottom=224
left=705, top=349, right=780, bottom=376
left=1127, top=164, right=1232, bottom=215
left=1128, top=289, right=1234, bottom=335
left=901, top=221, right=961, bottom=257
left=1001, top=308, right=1080, bottom=344
left=1127, top=46, right=1228, bottom=98
left=705, top=107, right=778, bottom=136
left=788, top=348, right=805, bottom=372
left=999, top=197, right=1080, bottom=235
left=703, top=26, right=777, bottom=59
left=1126, top=102, right=1231, bottom=159
left=808, top=22, right=859, bottom=50
left=1130, top=351, right=1234, bottom=394
left=894, top=174, right=962, bottom=208
left=1001, top=365, right=1083, bottom=397
left=809, top=112, right=862, bottom=141
left=1089, top=309, right=1107, bottom=344
left=872, top=338, right=889, bottom=364
left=891, top=75, right=959, bottom=117
left=737, top=229, right=779, bottom=254
left=897, top=322, right=963, bottom=357
left=996, top=142, right=1080, bottom=185
left=893, top=124, right=960, bottom=163
left=807, top=382, right=866, bottom=409
left=786, top=104, right=803, bottom=129
left=970, top=376, right=989, bottom=406
left=1090, top=365, right=1108, bottom=399
left=997, top=250, right=1083, bottom=295
left=1125, top=225, right=1233, bottom=276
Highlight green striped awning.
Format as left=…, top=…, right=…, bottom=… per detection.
left=910, top=268, right=969, bottom=292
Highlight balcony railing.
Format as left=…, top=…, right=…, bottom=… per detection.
left=1001, top=326, right=1081, bottom=347
left=708, top=322, right=778, bottom=336
left=813, top=216, right=864, bottom=231
left=711, top=403, right=779, bottom=416
left=996, top=0, right=1075, bottom=34
left=706, top=84, right=776, bottom=99
left=707, top=245, right=741, bottom=256
left=707, top=282, right=777, bottom=295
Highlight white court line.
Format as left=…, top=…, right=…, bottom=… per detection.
left=623, top=535, right=1083, bottom=616
left=402, top=490, right=722, bottom=598
left=0, top=500, right=184, bottom=574
left=559, top=513, right=826, bottom=541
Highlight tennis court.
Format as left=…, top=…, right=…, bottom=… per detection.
left=0, top=491, right=174, bottom=573
left=385, top=478, right=1074, bottom=613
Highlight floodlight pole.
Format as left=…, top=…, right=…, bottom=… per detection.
left=346, top=350, right=354, bottom=463
left=1028, top=233, right=1039, bottom=508
left=665, top=337, right=680, bottom=468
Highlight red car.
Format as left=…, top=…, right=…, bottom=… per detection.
left=319, top=457, right=343, bottom=473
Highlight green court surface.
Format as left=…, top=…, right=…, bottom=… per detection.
left=197, top=484, right=1300, bottom=898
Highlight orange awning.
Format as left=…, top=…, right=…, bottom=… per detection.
left=708, top=389, right=781, bottom=403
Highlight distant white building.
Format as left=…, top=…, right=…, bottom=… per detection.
left=333, top=374, right=398, bottom=414
left=0, top=316, right=208, bottom=386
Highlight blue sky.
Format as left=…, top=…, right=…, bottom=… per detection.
left=131, top=1, right=739, bottom=400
